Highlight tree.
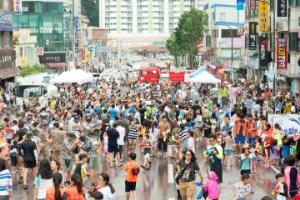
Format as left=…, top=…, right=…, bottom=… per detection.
left=166, top=33, right=180, bottom=67
left=82, top=0, right=99, bottom=26
left=167, top=8, right=208, bottom=69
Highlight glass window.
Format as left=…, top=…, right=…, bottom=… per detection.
left=4, top=32, right=11, bottom=48
left=3, top=0, right=9, bottom=10
left=0, top=32, right=3, bottom=49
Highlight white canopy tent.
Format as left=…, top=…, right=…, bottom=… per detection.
left=51, top=69, right=93, bottom=84
left=189, top=70, right=221, bottom=84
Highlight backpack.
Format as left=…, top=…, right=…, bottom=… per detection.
left=131, top=163, right=140, bottom=176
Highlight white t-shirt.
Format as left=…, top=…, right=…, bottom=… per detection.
left=34, top=176, right=53, bottom=199
left=187, top=137, right=195, bottom=153
left=116, top=126, right=126, bottom=145
left=99, top=186, right=114, bottom=200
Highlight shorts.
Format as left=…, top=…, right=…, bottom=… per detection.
left=0, top=195, right=9, bottom=200
left=234, top=134, right=246, bottom=144
left=88, top=155, right=98, bottom=169
left=10, top=156, right=17, bottom=167
left=128, top=139, right=137, bottom=146
left=179, top=181, right=196, bottom=198
left=24, top=160, right=36, bottom=169
left=240, top=169, right=251, bottom=176
left=108, top=145, right=118, bottom=153
left=158, top=139, right=167, bottom=152
left=118, top=145, right=124, bottom=154
left=224, top=150, right=233, bottom=155
left=125, top=180, right=136, bottom=192
left=63, top=159, right=73, bottom=172
left=182, top=140, right=189, bottom=152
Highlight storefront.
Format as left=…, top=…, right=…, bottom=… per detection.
left=0, top=49, right=17, bottom=84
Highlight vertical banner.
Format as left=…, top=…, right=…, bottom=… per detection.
left=277, top=0, right=288, bottom=17
left=259, top=37, right=268, bottom=67
left=14, top=0, right=22, bottom=14
left=249, top=22, right=257, bottom=50
left=276, top=0, right=288, bottom=31
left=258, top=1, right=269, bottom=32
left=206, top=35, right=211, bottom=47
left=249, top=0, right=257, bottom=10
left=277, top=38, right=288, bottom=70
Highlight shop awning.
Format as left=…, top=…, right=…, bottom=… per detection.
left=47, top=63, right=67, bottom=68
left=0, top=24, right=16, bottom=31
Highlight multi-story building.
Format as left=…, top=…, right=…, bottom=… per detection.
left=243, top=0, right=300, bottom=93
left=13, top=0, right=74, bottom=72
left=99, top=0, right=203, bottom=46
left=0, top=0, right=17, bottom=84
left=203, top=0, right=245, bottom=80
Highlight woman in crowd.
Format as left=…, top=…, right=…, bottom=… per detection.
left=96, top=172, right=115, bottom=200
left=46, top=172, right=66, bottom=200
left=33, top=159, right=53, bottom=200
left=0, top=158, right=12, bottom=200
left=66, top=174, right=86, bottom=200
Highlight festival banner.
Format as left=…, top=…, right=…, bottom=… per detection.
left=259, top=37, right=268, bottom=67
left=276, top=38, right=288, bottom=70
left=249, top=22, right=257, bottom=50
left=258, top=1, right=269, bottom=32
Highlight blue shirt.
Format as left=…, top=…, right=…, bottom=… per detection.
left=109, top=108, right=117, bottom=121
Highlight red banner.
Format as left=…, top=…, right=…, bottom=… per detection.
left=277, top=38, right=288, bottom=70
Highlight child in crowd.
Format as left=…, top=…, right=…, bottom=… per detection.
left=9, top=139, right=18, bottom=174
left=250, top=144, right=257, bottom=173
left=74, top=154, right=89, bottom=182
left=272, top=173, right=288, bottom=200
left=270, top=140, right=281, bottom=167
left=140, top=134, right=152, bottom=170
left=203, top=171, right=220, bottom=200
left=224, top=131, right=234, bottom=167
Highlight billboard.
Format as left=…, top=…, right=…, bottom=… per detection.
left=259, top=37, right=268, bottom=67
left=249, top=22, right=257, bottom=50
left=276, top=38, right=288, bottom=70
left=258, top=1, right=269, bottom=32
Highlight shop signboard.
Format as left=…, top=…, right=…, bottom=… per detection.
left=259, top=37, right=268, bottom=67
left=276, top=38, right=288, bottom=70
left=249, top=22, right=257, bottom=50
left=258, top=1, right=269, bottom=32
left=39, top=52, right=66, bottom=64
left=0, top=49, right=15, bottom=69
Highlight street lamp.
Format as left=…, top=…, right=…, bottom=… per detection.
left=226, top=25, right=235, bottom=83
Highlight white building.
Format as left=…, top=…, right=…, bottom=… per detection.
left=203, top=0, right=245, bottom=79
left=99, top=0, right=204, bottom=46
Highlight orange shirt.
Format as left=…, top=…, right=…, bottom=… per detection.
left=247, top=120, right=257, bottom=137
left=66, top=186, right=86, bottom=200
left=46, top=186, right=66, bottom=200
left=125, top=161, right=140, bottom=182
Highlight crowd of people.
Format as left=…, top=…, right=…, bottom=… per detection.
left=0, top=77, right=299, bottom=200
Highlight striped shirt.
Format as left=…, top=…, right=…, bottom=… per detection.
left=0, top=169, right=12, bottom=196
left=179, top=129, right=189, bottom=141
left=128, top=124, right=139, bottom=139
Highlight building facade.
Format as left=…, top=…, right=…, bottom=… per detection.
left=243, top=0, right=300, bottom=94
left=203, top=0, right=245, bottom=80
left=0, top=0, right=17, bottom=84
left=13, top=0, right=74, bottom=71
left=99, top=0, right=203, bottom=46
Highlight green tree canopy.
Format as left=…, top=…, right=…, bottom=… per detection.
left=82, top=0, right=99, bottom=27
left=167, top=8, right=208, bottom=69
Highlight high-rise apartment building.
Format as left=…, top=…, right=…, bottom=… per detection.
left=99, top=0, right=203, bottom=45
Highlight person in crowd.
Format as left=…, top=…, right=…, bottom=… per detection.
left=20, top=132, right=38, bottom=189
left=283, top=156, right=300, bottom=198
left=46, top=172, right=66, bottom=200
left=177, top=149, right=203, bottom=200
left=66, top=174, right=86, bottom=200
left=96, top=172, right=115, bottom=200
left=33, top=159, right=53, bottom=200
left=233, top=174, right=252, bottom=200
left=125, top=152, right=140, bottom=200
left=0, top=158, right=12, bottom=199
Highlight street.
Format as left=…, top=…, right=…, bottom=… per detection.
left=12, top=139, right=275, bottom=200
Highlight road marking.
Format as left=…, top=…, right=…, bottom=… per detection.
left=168, top=163, right=174, bottom=184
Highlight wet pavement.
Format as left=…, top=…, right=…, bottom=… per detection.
left=12, top=139, right=276, bottom=200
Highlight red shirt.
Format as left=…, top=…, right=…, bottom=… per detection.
left=294, top=194, right=300, bottom=200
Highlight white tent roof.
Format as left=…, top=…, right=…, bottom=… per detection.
left=189, top=70, right=221, bottom=84
left=51, top=69, right=93, bottom=84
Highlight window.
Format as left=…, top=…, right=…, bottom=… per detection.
left=298, top=17, right=300, bottom=26
left=3, top=0, right=9, bottom=10
left=221, top=29, right=238, bottom=37
left=0, top=32, right=2, bottom=49
left=289, top=0, right=300, bottom=6
left=289, top=32, right=300, bottom=52
left=4, top=32, right=11, bottom=48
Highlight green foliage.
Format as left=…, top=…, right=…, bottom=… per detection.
left=82, top=0, right=99, bottom=26
left=20, top=65, right=46, bottom=77
left=166, top=9, right=208, bottom=69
